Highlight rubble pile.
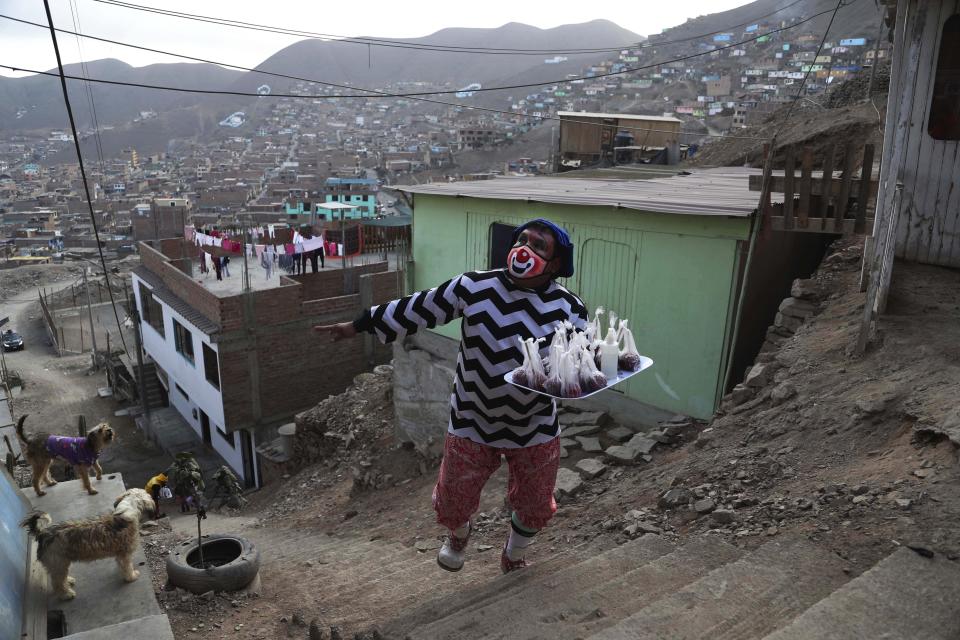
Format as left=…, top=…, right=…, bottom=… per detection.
left=292, top=367, right=396, bottom=469
left=0, top=264, right=82, bottom=301
left=824, top=60, right=891, bottom=109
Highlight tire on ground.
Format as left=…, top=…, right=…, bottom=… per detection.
left=165, top=534, right=260, bottom=594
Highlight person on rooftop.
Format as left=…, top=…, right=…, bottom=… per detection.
left=315, top=218, right=586, bottom=574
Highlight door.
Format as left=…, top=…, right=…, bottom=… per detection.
left=577, top=238, right=639, bottom=324
left=199, top=410, right=212, bottom=446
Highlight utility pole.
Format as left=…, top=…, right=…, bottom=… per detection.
left=131, top=306, right=150, bottom=418
left=865, top=14, right=885, bottom=101
left=83, top=267, right=99, bottom=370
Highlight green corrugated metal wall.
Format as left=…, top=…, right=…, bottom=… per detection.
left=409, top=194, right=751, bottom=419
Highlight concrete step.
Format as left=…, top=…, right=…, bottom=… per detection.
left=762, top=547, right=960, bottom=640
left=495, top=537, right=743, bottom=640
left=407, top=535, right=676, bottom=640
left=587, top=538, right=850, bottom=640
left=382, top=541, right=594, bottom=639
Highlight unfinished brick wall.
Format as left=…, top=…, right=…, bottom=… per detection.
left=139, top=242, right=222, bottom=327
left=287, top=261, right=388, bottom=301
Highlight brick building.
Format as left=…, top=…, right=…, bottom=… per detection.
left=132, top=198, right=190, bottom=241
left=131, top=240, right=399, bottom=486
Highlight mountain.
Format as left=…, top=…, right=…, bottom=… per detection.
left=0, top=19, right=641, bottom=134
left=0, top=59, right=244, bottom=132
left=248, top=19, right=641, bottom=91
left=659, top=0, right=882, bottom=42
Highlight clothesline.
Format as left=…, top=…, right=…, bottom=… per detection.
left=185, top=225, right=326, bottom=257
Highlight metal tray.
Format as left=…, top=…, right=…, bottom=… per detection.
left=504, top=355, right=654, bottom=400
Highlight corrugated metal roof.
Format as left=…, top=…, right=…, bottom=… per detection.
left=396, top=168, right=761, bottom=217
left=132, top=266, right=221, bottom=336
left=557, top=111, right=684, bottom=123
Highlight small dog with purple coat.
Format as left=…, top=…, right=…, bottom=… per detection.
left=16, top=414, right=115, bottom=496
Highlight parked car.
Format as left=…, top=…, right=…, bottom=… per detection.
left=2, top=329, right=24, bottom=352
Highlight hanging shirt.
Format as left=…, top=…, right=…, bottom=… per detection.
left=355, top=270, right=587, bottom=448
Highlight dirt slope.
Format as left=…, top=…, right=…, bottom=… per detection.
left=144, top=237, right=960, bottom=639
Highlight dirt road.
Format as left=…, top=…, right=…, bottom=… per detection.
left=2, top=265, right=168, bottom=491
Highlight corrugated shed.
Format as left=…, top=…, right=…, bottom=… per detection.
left=396, top=168, right=761, bottom=217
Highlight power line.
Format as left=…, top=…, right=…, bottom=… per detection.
left=3, top=4, right=851, bottom=101
left=773, top=0, right=846, bottom=140
left=89, top=0, right=811, bottom=55
left=67, top=0, right=107, bottom=180
left=0, top=62, right=771, bottom=142
left=39, top=0, right=129, bottom=356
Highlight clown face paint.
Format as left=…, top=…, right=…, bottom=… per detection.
left=507, top=245, right=548, bottom=279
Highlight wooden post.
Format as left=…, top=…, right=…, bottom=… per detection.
left=835, top=143, right=857, bottom=233
left=80, top=322, right=84, bottom=352
left=855, top=144, right=876, bottom=234
left=817, top=146, right=836, bottom=230
left=798, top=147, right=814, bottom=228
left=783, top=146, right=796, bottom=230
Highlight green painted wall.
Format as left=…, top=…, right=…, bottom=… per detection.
left=409, top=193, right=751, bottom=419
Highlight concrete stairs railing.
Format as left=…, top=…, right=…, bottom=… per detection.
left=196, top=515, right=960, bottom=640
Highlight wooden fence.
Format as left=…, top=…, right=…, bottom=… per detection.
left=362, top=225, right=411, bottom=255
left=750, top=143, right=877, bottom=235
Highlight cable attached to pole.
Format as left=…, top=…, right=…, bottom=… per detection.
left=41, top=0, right=129, bottom=355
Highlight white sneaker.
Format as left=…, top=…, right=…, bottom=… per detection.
left=437, top=523, right=471, bottom=572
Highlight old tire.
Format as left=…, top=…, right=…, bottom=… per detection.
left=165, top=534, right=260, bottom=594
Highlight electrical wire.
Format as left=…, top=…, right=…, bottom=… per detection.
left=67, top=0, right=107, bottom=181
left=39, top=0, right=129, bottom=355
left=2, top=5, right=850, bottom=101
left=88, top=0, right=811, bottom=55
left=772, top=0, right=846, bottom=141
left=0, top=60, right=770, bottom=142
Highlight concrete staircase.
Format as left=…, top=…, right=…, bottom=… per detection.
left=132, top=362, right=167, bottom=410
left=382, top=536, right=960, bottom=640
left=197, top=515, right=960, bottom=640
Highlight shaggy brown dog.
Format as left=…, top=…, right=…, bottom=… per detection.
left=16, top=414, right=115, bottom=496
left=20, top=488, right=156, bottom=600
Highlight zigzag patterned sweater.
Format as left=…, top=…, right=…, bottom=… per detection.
left=355, top=270, right=588, bottom=448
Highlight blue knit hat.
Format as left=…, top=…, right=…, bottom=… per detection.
left=511, top=218, right=575, bottom=278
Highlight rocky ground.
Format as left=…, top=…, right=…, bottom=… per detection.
left=687, top=95, right=886, bottom=169
left=141, top=235, right=960, bottom=639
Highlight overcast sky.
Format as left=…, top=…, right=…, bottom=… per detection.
left=0, top=0, right=750, bottom=78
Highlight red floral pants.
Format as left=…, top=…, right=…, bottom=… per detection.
left=432, top=433, right=561, bottom=532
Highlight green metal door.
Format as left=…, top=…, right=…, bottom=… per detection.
left=577, top=238, right=639, bottom=328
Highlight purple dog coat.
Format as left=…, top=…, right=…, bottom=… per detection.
left=45, top=435, right=98, bottom=466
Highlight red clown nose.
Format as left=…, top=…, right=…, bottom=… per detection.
left=517, top=248, right=530, bottom=262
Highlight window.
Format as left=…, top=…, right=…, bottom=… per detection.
left=216, top=422, right=235, bottom=448
left=138, top=282, right=164, bottom=337
left=173, top=319, right=194, bottom=364
left=202, top=343, right=220, bottom=390
left=175, top=383, right=189, bottom=400
left=488, top=222, right=516, bottom=269
left=929, top=15, right=960, bottom=140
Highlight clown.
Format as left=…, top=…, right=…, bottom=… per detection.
left=315, top=218, right=586, bottom=574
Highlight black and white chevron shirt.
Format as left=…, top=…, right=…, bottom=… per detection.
left=354, top=270, right=588, bottom=448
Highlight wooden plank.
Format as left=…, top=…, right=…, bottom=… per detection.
left=798, top=146, right=814, bottom=228
left=835, top=143, right=857, bottom=232
left=783, top=147, right=795, bottom=230
left=854, top=144, right=875, bottom=233
left=770, top=216, right=873, bottom=235
left=898, top=0, right=942, bottom=261
left=818, top=146, right=836, bottom=230
left=748, top=174, right=878, bottom=196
